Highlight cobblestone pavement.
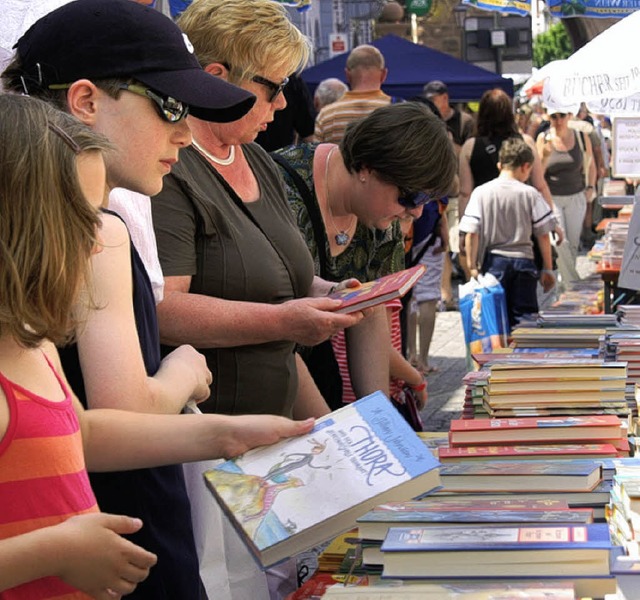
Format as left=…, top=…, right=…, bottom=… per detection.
left=418, top=254, right=598, bottom=432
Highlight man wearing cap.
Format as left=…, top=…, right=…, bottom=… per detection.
left=423, top=80, right=475, bottom=308
left=314, top=44, right=392, bottom=143
left=2, top=1, right=256, bottom=598
left=423, top=80, right=474, bottom=152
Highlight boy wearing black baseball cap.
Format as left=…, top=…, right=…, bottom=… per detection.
left=2, top=1, right=256, bottom=598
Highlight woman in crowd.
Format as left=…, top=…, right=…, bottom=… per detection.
left=536, top=109, right=596, bottom=290
left=152, top=0, right=362, bottom=420
left=273, top=102, right=457, bottom=409
left=458, top=89, right=560, bottom=234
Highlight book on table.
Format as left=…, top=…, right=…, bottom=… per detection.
left=448, top=415, right=624, bottom=446
left=328, top=265, right=425, bottom=314
left=356, top=503, right=593, bottom=542
left=320, top=580, right=577, bottom=599
left=379, top=523, right=613, bottom=578
left=438, top=459, right=602, bottom=493
left=486, top=361, right=627, bottom=382
left=202, top=390, right=441, bottom=568
left=430, top=479, right=613, bottom=510
left=438, top=443, right=620, bottom=462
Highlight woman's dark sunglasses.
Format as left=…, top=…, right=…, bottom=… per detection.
left=251, top=74, right=289, bottom=103
left=398, top=189, right=431, bottom=209
left=118, top=83, right=189, bottom=123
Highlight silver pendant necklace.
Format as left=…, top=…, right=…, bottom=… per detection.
left=324, top=147, right=356, bottom=246
left=192, top=139, right=236, bottom=166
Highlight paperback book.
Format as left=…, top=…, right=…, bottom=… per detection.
left=438, top=459, right=602, bottom=493
left=328, top=265, right=425, bottom=314
left=203, top=391, right=441, bottom=568
left=448, top=415, right=624, bottom=446
left=380, top=523, right=613, bottom=578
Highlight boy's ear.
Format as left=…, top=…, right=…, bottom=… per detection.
left=65, top=80, right=101, bottom=126
left=496, top=162, right=502, bottom=171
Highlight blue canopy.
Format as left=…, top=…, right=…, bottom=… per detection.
left=302, top=35, right=513, bottom=102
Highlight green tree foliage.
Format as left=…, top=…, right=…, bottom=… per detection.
left=533, top=22, right=573, bottom=68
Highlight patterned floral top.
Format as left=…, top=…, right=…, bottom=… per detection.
left=274, top=143, right=405, bottom=283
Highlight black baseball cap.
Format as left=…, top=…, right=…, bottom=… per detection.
left=12, top=0, right=255, bottom=122
left=423, top=80, right=448, bottom=98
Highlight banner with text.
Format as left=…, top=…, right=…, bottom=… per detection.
left=547, top=0, right=640, bottom=18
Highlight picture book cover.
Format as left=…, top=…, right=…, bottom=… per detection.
left=438, top=443, right=619, bottom=462
left=203, top=391, right=441, bottom=568
left=328, top=265, right=425, bottom=314
left=380, top=524, right=612, bottom=578
left=448, top=415, right=623, bottom=445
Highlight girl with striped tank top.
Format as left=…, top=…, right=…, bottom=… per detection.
left=0, top=95, right=314, bottom=599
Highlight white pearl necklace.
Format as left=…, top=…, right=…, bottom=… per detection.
left=192, top=139, right=236, bottom=166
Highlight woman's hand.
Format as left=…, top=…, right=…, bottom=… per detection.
left=280, top=296, right=365, bottom=346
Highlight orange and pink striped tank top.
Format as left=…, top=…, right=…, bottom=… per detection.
left=0, top=359, right=98, bottom=599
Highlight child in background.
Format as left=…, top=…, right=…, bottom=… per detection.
left=460, top=137, right=556, bottom=330
left=0, top=95, right=313, bottom=599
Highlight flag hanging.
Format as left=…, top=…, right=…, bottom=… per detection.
left=462, top=0, right=531, bottom=16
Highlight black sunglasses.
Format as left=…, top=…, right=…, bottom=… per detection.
left=251, top=74, right=289, bottom=103
left=118, top=83, right=189, bottom=123
left=550, top=113, right=567, bottom=119
left=398, top=189, right=431, bottom=209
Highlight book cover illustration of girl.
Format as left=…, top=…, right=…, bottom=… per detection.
left=206, top=439, right=330, bottom=547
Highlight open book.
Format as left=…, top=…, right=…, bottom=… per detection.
left=329, top=265, right=425, bottom=314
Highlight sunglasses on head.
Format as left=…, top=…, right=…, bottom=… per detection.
left=550, top=113, right=567, bottom=119
left=398, top=189, right=431, bottom=209
left=118, top=83, right=189, bottom=123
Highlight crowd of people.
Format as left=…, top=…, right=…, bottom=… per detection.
left=0, top=0, right=615, bottom=599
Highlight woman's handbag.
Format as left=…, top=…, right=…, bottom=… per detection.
left=270, top=151, right=343, bottom=410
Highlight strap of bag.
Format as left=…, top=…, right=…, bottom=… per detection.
left=270, top=151, right=329, bottom=279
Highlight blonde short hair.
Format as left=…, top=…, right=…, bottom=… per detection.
left=178, top=0, right=310, bottom=83
left=0, top=95, right=111, bottom=347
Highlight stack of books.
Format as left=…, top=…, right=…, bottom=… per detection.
left=438, top=415, right=630, bottom=462
left=510, top=327, right=607, bottom=349
left=355, top=497, right=595, bottom=568
left=480, top=360, right=629, bottom=419
left=608, top=461, right=640, bottom=556
left=601, top=220, right=628, bottom=271
left=373, top=523, right=616, bottom=597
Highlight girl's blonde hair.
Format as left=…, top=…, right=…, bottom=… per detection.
left=0, top=94, right=112, bottom=347
left=178, top=0, right=310, bottom=83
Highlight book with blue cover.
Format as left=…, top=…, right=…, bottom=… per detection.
left=380, top=523, right=612, bottom=578
left=439, top=459, right=602, bottom=492
left=203, top=391, right=441, bottom=568
left=356, top=505, right=593, bottom=541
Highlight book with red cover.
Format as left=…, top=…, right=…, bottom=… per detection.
left=448, top=415, right=624, bottom=446
left=329, top=265, right=425, bottom=314
left=439, top=443, right=619, bottom=462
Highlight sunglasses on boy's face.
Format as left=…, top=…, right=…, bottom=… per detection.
left=118, top=83, right=189, bottom=123
left=398, top=189, right=431, bottom=209
left=550, top=113, right=567, bottom=120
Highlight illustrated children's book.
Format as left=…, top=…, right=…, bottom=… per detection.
left=380, top=523, right=613, bottom=578
left=329, top=265, right=425, bottom=314
left=203, top=391, right=442, bottom=568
